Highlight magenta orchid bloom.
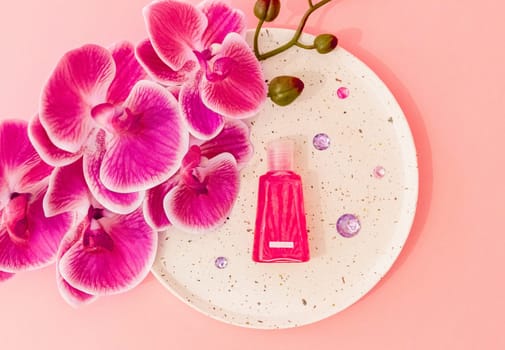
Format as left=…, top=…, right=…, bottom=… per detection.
left=43, top=159, right=156, bottom=306
left=144, top=119, right=252, bottom=232
left=137, top=0, right=267, bottom=140
left=0, top=120, right=72, bottom=279
left=163, top=146, right=239, bottom=233
left=29, top=42, right=189, bottom=215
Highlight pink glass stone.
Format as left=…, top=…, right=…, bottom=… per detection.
left=373, top=166, right=386, bottom=178
left=336, top=214, right=361, bottom=238
left=337, top=87, right=350, bottom=99
left=214, top=256, right=228, bottom=269
left=313, top=133, right=330, bottom=150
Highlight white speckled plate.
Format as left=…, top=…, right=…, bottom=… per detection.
left=152, top=28, right=418, bottom=329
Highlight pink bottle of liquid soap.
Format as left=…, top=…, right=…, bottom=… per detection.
left=253, top=140, right=310, bottom=263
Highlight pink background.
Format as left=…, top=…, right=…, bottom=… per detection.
left=1, top=0, right=503, bottom=349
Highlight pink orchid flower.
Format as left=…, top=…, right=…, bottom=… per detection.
left=144, top=119, right=252, bottom=232
left=136, top=0, right=267, bottom=140
left=43, top=159, right=157, bottom=306
left=0, top=120, right=72, bottom=279
left=29, top=42, right=189, bottom=215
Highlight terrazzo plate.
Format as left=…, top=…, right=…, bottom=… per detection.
left=152, top=28, right=418, bottom=329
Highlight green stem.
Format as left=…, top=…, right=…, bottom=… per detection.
left=253, top=18, right=265, bottom=59
left=256, top=0, right=333, bottom=61
left=295, top=42, right=315, bottom=50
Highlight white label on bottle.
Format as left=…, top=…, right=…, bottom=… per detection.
left=269, top=241, right=294, bottom=248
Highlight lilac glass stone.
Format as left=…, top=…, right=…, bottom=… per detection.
left=337, top=87, right=350, bottom=99
left=214, top=256, right=228, bottom=269
left=313, top=133, right=330, bottom=150
left=336, top=214, right=361, bottom=238
left=373, top=166, right=386, bottom=179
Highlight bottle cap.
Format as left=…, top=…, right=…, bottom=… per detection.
left=267, top=139, right=294, bottom=171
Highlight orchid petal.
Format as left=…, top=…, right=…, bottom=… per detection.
left=168, top=86, right=181, bottom=100
left=101, top=81, right=189, bottom=193
left=201, top=33, right=267, bottom=119
left=43, top=159, right=89, bottom=217
left=28, top=115, right=83, bottom=167
left=0, top=120, right=53, bottom=194
left=181, top=145, right=202, bottom=169
left=0, top=180, right=7, bottom=211
left=0, top=271, right=14, bottom=282
left=136, top=39, right=197, bottom=85
left=199, top=0, right=246, bottom=47
left=59, top=208, right=157, bottom=295
left=143, top=0, right=207, bottom=70
left=0, top=119, right=44, bottom=169
left=58, top=273, right=97, bottom=306
left=143, top=175, right=179, bottom=231
left=107, top=41, right=148, bottom=105
left=180, top=74, right=224, bottom=140
left=40, top=44, right=115, bottom=152
left=57, top=225, right=97, bottom=306
left=164, top=152, right=239, bottom=233
left=200, top=120, right=253, bottom=169
left=83, top=130, right=144, bottom=214
left=0, top=192, right=72, bottom=272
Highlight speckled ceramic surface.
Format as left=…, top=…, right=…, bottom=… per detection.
left=152, top=28, right=418, bottom=329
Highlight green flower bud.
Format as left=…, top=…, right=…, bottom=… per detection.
left=268, top=76, right=304, bottom=106
left=254, top=0, right=281, bottom=22
left=314, top=34, right=338, bottom=54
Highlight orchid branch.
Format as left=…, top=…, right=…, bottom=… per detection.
left=295, top=42, right=316, bottom=50
left=254, top=0, right=333, bottom=61
left=253, top=18, right=265, bottom=58
left=254, top=0, right=338, bottom=106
